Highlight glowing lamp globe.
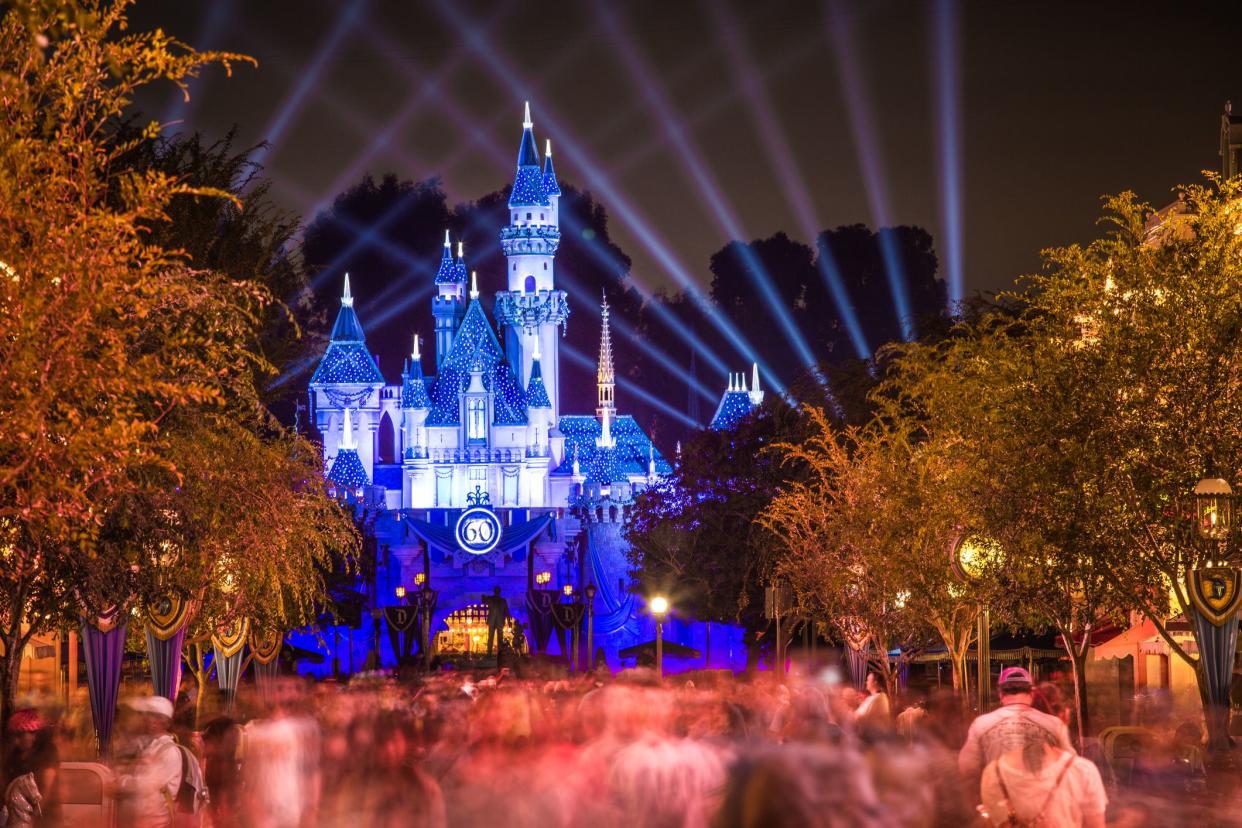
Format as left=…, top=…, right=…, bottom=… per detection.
left=395, top=585, right=407, bottom=600
left=952, top=535, right=1002, bottom=582
left=650, top=596, right=669, bottom=618
left=1193, top=477, right=1233, bottom=541
left=563, top=584, right=574, bottom=597
left=413, top=572, right=426, bottom=587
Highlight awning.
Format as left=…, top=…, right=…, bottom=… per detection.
left=404, top=513, right=551, bottom=557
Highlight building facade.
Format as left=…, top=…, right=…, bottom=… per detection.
left=305, top=105, right=741, bottom=670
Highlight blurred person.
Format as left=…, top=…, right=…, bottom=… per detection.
left=240, top=682, right=321, bottom=828
left=609, top=732, right=728, bottom=828
left=713, top=743, right=895, bottom=828
left=855, top=672, right=892, bottom=731
left=201, top=717, right=242, bottom=828
left=978, top=685, right=1106, bottom=827
left=2, top=708, right=59, bottom=827
left=959, top=667, right=1074, bottom=784
left=113, top=696, right=182, bottom=828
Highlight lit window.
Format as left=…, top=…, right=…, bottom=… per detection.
left=467, top=397, right=486, bottom=442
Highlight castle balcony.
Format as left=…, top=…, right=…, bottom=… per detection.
left=494, top=290, right=569, bottom=332
left=429, top=447, right=526, bottom=464
left=499, top=224, right=561, bottom=257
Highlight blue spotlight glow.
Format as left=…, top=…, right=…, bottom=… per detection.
left=709, top=0, right=871, bottom=361
left=595, top=0, right=821, bottom=383
left=159, top=0, right=234, bottom=131
left=429, top=0, right=786, bottom=395
left=933, top=0, right=964, bottom=312
left=825, top=1, right=915, bottom=340
left=561, top=343, right=700, bottom=429
left=249, top=0, right=370, bottom=172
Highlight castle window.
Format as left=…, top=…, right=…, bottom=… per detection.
left=512, top=262, right=516, bottom=272
left=543, top=262, right=547, bottom=270
left=467, top=397, right=487, bottom=443
left=540, top=213, right=544, bottom=220
left=524, top=275, right=536, bottom=293
left=526, top=212, right=531, bottom=220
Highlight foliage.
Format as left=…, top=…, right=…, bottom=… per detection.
left=625, top=398, right=811, bottom=645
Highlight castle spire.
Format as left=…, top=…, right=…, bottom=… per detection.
left=749, top=362, right=765, bottom=406
left=470, top=270, right=479, bottom=300
left=523, top=100, right=533, bottom=129
left=341, top=272, right=353, bottom=307
left=511, top=102, right=548, bottom=206
left=596, top=292, right=615, bottom=418
left=435, top=231, right=458, bottom=285
left=412, top=334, right=421, bottom=363
left=543, top=138, right=561, bottom=197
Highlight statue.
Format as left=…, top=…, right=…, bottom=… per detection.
left=482, top=586, right=509, bottom=657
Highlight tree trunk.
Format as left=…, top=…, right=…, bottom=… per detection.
left=1059, top=627, right=1090, bottom=747
left=0, top=646, right=20, bottom=728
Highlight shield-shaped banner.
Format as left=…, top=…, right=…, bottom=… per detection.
left=146, top=594, right=190, bottom=640
left=1187, top=567, right=1242, bottom=626
left=249, top=628, right=283, bottom=665
left=384, top=605, right=419, bottom=633
left=211, top=617, right=251, bottom=658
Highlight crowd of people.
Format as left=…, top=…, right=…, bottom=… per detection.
left=0, top=661, right=1230, bottom=827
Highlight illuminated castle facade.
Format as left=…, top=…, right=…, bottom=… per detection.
left=303, top=104, right=732, bottom=672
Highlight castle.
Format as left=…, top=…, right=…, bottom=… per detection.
left=305, top=104, right=751, bottom=669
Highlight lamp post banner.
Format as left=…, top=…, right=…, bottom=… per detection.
left=1187, top=603, right=1239, bottom=752
left=1187, top=567, right=1242, bottom=626
left=384, top=605, right=419, bottom=633
left=144, top=624, right=187, bottom=703
left=81, top=621, right=126, bottom=757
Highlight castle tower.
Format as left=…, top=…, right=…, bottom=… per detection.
left=495, top=102, right=569, bottom=420
left=309, top=274, right=384, bottom=482
left=432, top=230, right=467, bottom=370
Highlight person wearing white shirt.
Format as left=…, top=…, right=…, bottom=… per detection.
left=114, top=696, right=183, bottom=828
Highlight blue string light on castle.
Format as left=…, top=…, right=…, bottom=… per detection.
left=303, top=102, right=751, bottom=676
left=709, top=364, right=765, bottom=431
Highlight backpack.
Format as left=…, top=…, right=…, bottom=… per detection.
left=993, top=754, right=1074, bottom=827
left=173, top=742, right=210, bottom=815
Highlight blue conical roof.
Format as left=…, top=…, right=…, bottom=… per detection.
left=542, top=143, right=561, bottom=198
left=526, top=356, right=552, bottom=409
left=312, top=276, right=384, bottom=385
left=426, top=298, right=528, bottom=426
left=402, top=356, right=432, bottom=410
left=434, top=233, right=458, bottom=285
left=327, top=448, right=369, bottom=489
left=510, top=103, right=549, bottom=208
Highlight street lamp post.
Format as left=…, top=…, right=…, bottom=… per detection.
left=585, top=583, right=597, bottom=671
left=563, top=584, right=577, bottom=672
left=1190, top=473, right=1239, bottom=753
left=650, top=596, right=669, bottom=679
left=953, top=535, right=1002, bottom=713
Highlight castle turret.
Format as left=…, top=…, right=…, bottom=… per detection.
left=310, top=274, right=384, bottom=482
left=525, top=341, right=553, bottom=456
left=433, top=230, right=467, bottom=370
left=495, top=102, right=569, bottom=421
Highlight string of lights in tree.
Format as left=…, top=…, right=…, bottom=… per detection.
left=426, top=296, right=528, bottom=426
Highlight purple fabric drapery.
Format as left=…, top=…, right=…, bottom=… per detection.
left=82, top=622, right=127, bottom=756
left=144, top=625, right=187, bottom=702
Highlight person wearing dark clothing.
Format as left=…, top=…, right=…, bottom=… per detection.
left=483, top=586, right=510, bottom=657
left=2, top=709, right=60, bottom=827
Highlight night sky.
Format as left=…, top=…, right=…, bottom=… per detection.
left=130, top=0, right=1242, bottom=307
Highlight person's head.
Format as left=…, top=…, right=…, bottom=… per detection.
left=124, top=695, right=174, bottom=736
left=6, top=708, right=43, bottom=751
left=865, top=672, right=888, bottom=695
left=997, top=667, right=1034, bottom=701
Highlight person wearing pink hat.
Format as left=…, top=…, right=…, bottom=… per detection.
left=958, top=667, right=1074, bottom=782
left=2, top=708, right=59, bottom=827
